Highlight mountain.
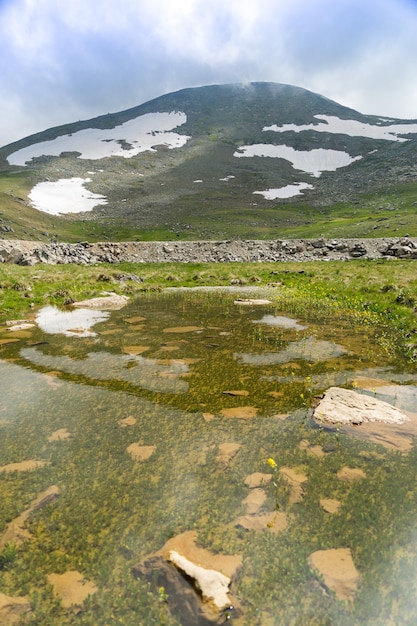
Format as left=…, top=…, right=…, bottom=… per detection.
left=1, top=82, right=417, bottom=242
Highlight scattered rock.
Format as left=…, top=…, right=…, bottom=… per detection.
left=222, top=390, right=249, bottom=397
left=126, top=443, right=156, bottom=462
left=0, top=593, right=32, bottom=625
left=122, top=345, right=150, bottom=355
left=308, top=548, right=360, bottom=601
left=234, top=298, right=272, bottom=305
left=47, top=571, right=98, bottom=611
left=202, top=412, right=215, bottom=422
left=7, top=323, right=35, bottom=332
left=0, top=485, right=60, bottom=549
left=72, top=293, right=129, bottom=309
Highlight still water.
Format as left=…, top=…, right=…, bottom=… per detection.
left=1, top=288, right=417, bottom=625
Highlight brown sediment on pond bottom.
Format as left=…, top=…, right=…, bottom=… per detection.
left=47, top=571, right=98, bottom=611
left=118, top=416, right=137, bottom=427
left=0, top=460, right=50, bottom=473
left=0, top=485, right=60, bottom=549
left=127, top=443, right=156, bottom=462
left=320, top=498, right=342, bottom=514
left=48, top=428, right=72, bottom=442
left=337, top=466, right=366, bottom=482
left=220, top=406, right=258, bottom=419
left=308, top=548, right=359, bottom=601
left=216, top=443, right=241, bottom=469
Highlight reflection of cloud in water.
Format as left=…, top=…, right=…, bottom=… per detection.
left=20, top=347, right=189, bottom=394
left=36, top=306, right=110, bottom=337
left=360, top=385, right=417, bottom=414
left=235, top=337, right=346, bottom=365
left=253, top=315, right=307, bottom=330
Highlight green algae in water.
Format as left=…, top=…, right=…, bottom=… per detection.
left=1, top=288, right=417, bottom=624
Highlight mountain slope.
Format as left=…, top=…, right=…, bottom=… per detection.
left=1, top=82, right=417, bottom=242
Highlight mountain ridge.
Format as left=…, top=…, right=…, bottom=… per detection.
left=1, top=82, right=417, bottom=243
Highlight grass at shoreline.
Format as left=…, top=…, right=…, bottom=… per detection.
left=1, top=258, right=417, bottom=360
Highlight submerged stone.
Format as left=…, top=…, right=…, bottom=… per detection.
left=308, top=548, right=359, bottom=601
left=126, top=443, right=156, bottom=461
left=216, top=443, right=241, bottom=469
left=47, top=571, right=98, bottom=610
left=220, top=406, right=258, bottom=419
left=0, top=593, right=32, bottom=625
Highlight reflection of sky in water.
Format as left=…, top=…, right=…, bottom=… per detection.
left=20, top=347, right=189, bottom=394
left=361, top=385, right=417, bottom=413
left=235, top=336, right=346, bottom=365
left=36, top=305, right=110, bottom=337
left=253, top=315, right=307, bottom=330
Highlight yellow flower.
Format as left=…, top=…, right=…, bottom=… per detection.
left=267, top=457, right=277, bottom=469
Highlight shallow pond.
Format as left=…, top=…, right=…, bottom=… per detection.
left=1, top=288, right=417, bottom=625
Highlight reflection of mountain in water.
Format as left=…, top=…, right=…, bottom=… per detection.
left=235, top=336, right=347, bottom=365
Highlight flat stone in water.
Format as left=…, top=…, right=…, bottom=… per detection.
left=47, top=571, right=98, bottom=610
left=337, top=466, right=366, bottom=481
left=320, top=498, right=342, bottom=514
left=48, top=429, right=72, bottom=442
left=127, top=443, right=156, bottom=462
left=125, top=316, right=146, bottom=323
left=242, top=488, right=267, bottom=514
left=235, top=511, right=287, bottom=532
left=220, top=406, right=258, bottom=419
left=119, top=416, right=137, bottom=427
left=163, top=326, right=203, bottom=333
left=122, top=345, right=150, bottom=355
left=0, top=593, right=32, bottom=625
left=216, top=443, right=241, bottom=468
left=244, top=473, right=273, bottom=488
left=308, top=548, right=359, bottom=601
left=222, top=390, right=249, bottom=397
left=0, top=460, right=50, bottom=473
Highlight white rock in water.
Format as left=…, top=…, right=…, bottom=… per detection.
left=168, top=550, right=232, bottom=610
left=313, top=387, right=409, bottom=425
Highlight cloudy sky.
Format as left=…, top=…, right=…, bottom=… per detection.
left=1, top=0, right=417, bottom=147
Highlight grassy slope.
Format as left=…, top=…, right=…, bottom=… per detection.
left=1, top=165, right=417, bottom=242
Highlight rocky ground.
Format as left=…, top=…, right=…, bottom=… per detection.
left=1, top=237, right=417, bottom=265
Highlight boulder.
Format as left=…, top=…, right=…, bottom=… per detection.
left=313, top=387, right=409, bottom=425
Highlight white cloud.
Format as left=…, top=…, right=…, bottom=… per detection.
left=1, top=0, right=417, bottom=146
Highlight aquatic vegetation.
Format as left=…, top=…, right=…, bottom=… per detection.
left=1, top=270, right=417, bottom=623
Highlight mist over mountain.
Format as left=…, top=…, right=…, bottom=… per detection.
left=1, top=82, right=417, bottom=242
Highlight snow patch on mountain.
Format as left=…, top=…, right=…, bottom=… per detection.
left=234, top=144, right=362, bottom=177
left=264, top=115, right=417, bottom=142
left=8, top=112, right=190, bottom=166
left=253, top=182, right=314, bottom=199
left=28, top=177, right=107, bottom=215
